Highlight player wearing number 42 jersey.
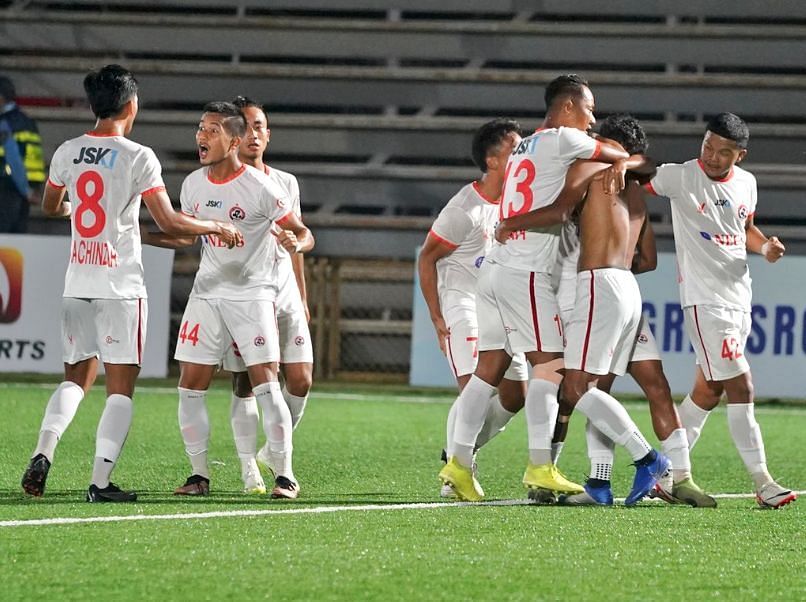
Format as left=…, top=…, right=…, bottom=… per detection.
left=645, top=113, right=795, bottom=509
left=151, top=101, right=313, bottom=500
left=21, top=65, right=239, bottom=503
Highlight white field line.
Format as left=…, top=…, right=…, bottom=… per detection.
left=0, top=383, right=804, bottom=414
left=0, top=491, right=802, bottom=529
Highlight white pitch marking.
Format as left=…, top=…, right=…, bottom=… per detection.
left=0, top=491, right=801, bottom=529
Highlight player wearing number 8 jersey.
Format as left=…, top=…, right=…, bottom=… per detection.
left=440, top=75, right=638, bottom=502
left=21, top=65, right=239, bottom=503
left=645, top=113, right=795, bottom=508
left=169, top=101, right=313, bottom=499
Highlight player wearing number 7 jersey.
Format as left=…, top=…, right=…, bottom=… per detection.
left=21, top=64, right=240, bottom=503
left=644, top=113, right=795, bottom=509
left=440, top=74, right=644, bottom=502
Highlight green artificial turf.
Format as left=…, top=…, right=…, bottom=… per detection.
left=0, top=381, right=803, bottom=600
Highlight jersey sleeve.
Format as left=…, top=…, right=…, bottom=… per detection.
left=288, top=174, right=302, bottom=218
left=429, top=206, right=474, bottom=248
left=557, top=127, right=601, bottom=163
left=179, top=176, right=194, bottom=216
left=134, top=147, right=166, bottom=197
left=263, top=182, right=293, bottom=223
left=645, top=163, right=681, bottom=198
left=46, top=144, right=67, bottom=189
left=748, top=173, right=758, bottom=218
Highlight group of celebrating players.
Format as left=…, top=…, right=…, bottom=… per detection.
left=16, top=65, right=797, bottom=510
left=20, top=64, right=313, bottom=502
left=420, top=74, right=797, bottom=509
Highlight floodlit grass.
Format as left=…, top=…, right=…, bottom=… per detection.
left=0, top=381, right=803, bottom=600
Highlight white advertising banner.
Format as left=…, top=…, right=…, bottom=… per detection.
left=410, top=252, right=806, bottom=399
left=0, top=234, right=173, bottom=377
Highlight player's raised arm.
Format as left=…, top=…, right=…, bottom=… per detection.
left=142, top=187, right=242, bottom=248
left=745, top=214, right=785, bottom=263
left=417, top=231, right=457, bottom=354
left=495, top=160, right=605, bottom=243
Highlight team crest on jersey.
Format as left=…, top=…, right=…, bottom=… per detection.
left=277, top=198, right=287, bottom=209
left=229, top=205, right=246, bottom=221
left=294, top=336, right=305, bottom=346
left=737, top=204, right=749, bottom=220
left=254, top=335, right=265, bottom=347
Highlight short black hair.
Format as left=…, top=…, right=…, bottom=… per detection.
left=706, top=112, right=749, bottom=149
left=0, top=75, right=16, bottom=102
left=471, top=118, right=521, bottom=172
left=544, top=74, right=589, bottom=110
left=202, top=101, right=247, bottom=138
left=83, top=64, right=138, bottom=119
left=598, top=113, right=648, bottom=155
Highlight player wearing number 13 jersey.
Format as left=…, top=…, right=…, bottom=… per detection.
left=645, top=113, right=795, bottom=508
left=21, top=65, right=238, bottom=503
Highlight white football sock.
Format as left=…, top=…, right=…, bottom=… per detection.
left=230, top=394, right=259, bottom=472
left=33, top=381, right=85, bottom=462
left=661, top=428, right=691, bottom=483
left=255, top=381, right=294, bottom=480
left=475, top=394, right=516, bottom=449
left=450, top=375, right=496, bottom=467
left=92, top=394, right=133, bottom=488
left=445, top=398, right=459, bottom=458
left=586, top=419, right=614, bottom=482
left=282, top=385, right=308, bottom=430
left=576, top=388, right=652, bottom=462
left=525, top=378, right=559, bottom=466
left=726, top=403, right=773, bottom=489
left=678, top=394, right=711, bottom=449
left=178, top=388, right=210, bottom=479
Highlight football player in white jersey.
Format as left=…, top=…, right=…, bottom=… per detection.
left=495, top=114, right=670, bottom=506
left=167, top=102, right=313, bottom=500
left=217, top=95, right=314, bottom=496
left=20, top=65, right=240, bottom=502
left=418, top=118, right=529, bottom=498
left=645, top=113, right=795, bottom=509
left=439, top=74, right=642, bottom=502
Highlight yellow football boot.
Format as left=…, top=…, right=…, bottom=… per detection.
left=439, top=457, right=484, bottom=502
left=523, top=463, right=584, bottom=494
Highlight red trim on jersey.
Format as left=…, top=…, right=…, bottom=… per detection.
left=46, top=178, right=65, bottom=189
left=472, top=181, right=499, bottom=205
left=644, top=181, right=658, bottom=196
left=276, top=210, right=294, bottom=227
left=529, top=272, right=543, bottom=352
left=141, top=185, right=166, bottom=197
left=427, top=229, right=459, bottom=250
left=263, top=165, right=271, bottom=175
left=85, top=131, right=121, bottom=137
left=589, top=140, right=602, bottom=161
left=580, top=271, right=595, bottom=372
left=206, top=164, right=246, bottom=185
left=136, top=298, right=144, bottom=365
left=692, top=306, right=714, bottom=380
left=534, top=127, right=547, bottom=133
left=445, top=334, right=458, bottom=379
left=697, top=159, right=733, bottom=183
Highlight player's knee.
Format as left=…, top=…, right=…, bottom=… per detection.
left=532, top=358, right=564, bottom=385
left=560, top=374, right=586, bottom=406
left=231, top=372, right=253, bottom=398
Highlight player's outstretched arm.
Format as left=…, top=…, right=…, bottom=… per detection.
left=495, top=160, right=605, bottom=243
left=417, top=233, right=455, bottom=354
left=41, top=182, right=71, bottom=218
left=746, top=215, right=785, bottom=263
left=142, top=188, right=242, bottom=248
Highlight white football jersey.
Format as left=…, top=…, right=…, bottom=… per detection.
left=264, top=165, right=302, bottom=287
left=429, top=182, right=499, bottom=310
left=488, top=127, right=600, bottom=272
left=180, top=164, right=291, bottom=300
left=647, top=159, right=757, bottom=310
left=47, top=133, right=165, bottom=299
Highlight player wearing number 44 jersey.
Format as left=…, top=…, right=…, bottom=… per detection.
left=440, top=74, right=644, bottom=503
left=645, top=113, right=795, bottom=509
left=21, top=65, right=239, bottom=503
left=146, top=101, right=313, bottom=500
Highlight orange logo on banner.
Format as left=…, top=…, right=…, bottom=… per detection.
left=0, top=247, right=23, bottom=323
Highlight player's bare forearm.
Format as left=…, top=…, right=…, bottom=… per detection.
left=141, top=229, right=196, bottom=249
left=417, top=249, right=445, bottom=325
left=291, top=251, right=308, bottom=306
left=41, top=185, right=71, bottom=218
left=746, top=220, right=785, bottom=262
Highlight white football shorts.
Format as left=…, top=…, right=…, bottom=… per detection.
left=684, top=304, right=751, bottom=381
left=476, top=261, right=564, bottom=355
left=564, top=268, right=642, bottom=376
left=630, top=313, right=662, bottom=363
left=62, top=297, right=147, bottom=365
left=175, top=297, right=280, bottom=366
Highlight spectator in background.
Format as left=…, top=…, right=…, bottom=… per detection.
left=0, top=75, right=45, bottom=233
